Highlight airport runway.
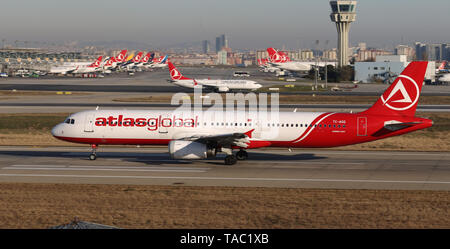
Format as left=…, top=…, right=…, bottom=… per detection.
left=2, top=83, right=450, bottom=96
left=0, top=146, right=449, bottom=191
left=0, top=102, right=448, bottom=113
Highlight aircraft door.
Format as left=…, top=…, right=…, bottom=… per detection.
left=84, top=113, right=95, bottom=132
left=357, top=117, right=367, bottom=136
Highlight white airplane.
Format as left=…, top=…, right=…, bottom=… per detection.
left=103, top=50, right=128, bottom=71
left=146, top=55, right=169, bottom=69
left=49, top=56, right=103, bottom=74
left=168, top=62, right=262, bottom=92
left=267, top=47, right=336, bottom=72
left=439, top=73, right=450, bottom=83
left=51, top=62, right=433, bottom=165
left=134, top=52, right=154, bottom=69
left=123, top=52, right=144, bottom=70
left=436, top=61, right=448, bottom=73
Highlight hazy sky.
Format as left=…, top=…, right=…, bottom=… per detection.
left=1, top=0, right=449, bottom=50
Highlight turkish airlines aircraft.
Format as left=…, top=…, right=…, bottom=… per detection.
left=134, top=52, right=154, bottom=68
left=439, top=73, right=450, bottom=83
left=147, top=55, right=169, bottom=69
left=168, top=62, right=262, bottom=92
left=103, top=50, right=128, bottom=71
left=51, top=62, right=432, bottom=165
left=49, top=56, right=103, bottom=74
left=436, top=61, right=448, bottom=73
left=267, top=47, right=335, bottom=72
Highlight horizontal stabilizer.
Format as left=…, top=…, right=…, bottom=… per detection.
left=384, top=121, right=422, bottom=131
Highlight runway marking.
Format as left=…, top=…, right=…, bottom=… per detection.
left=265, top=162, right=364, bottom=165
left=0, top=173, right=449, bottom=185
left=5, top=165, right=209, bottom=173
left=10, top=165, right=208, bottom=170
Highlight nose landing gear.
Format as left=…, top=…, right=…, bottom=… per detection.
left=89, top=144, right=98, bottom=160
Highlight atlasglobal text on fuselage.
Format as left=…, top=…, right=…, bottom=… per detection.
left=52, top=62, right=433, bottom=165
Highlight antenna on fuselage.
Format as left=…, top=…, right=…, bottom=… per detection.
left=293, top=108, right=297, bottom=112
left=96, top=106, right=99, bottom=110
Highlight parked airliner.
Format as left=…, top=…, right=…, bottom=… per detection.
left=49, top=56, right=104, bottom=74
left=51, top=62, right=432, bottom=165
left=267, top=47, right=336, bottom=72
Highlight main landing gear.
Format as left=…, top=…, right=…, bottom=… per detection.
left=89, top=144, right=98, bottom=160
left=223, top=149, right=248, bottom=165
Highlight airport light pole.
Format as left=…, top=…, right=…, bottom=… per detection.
left=325, top=40, right=329, bottom=89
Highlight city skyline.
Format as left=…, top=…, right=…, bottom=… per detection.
left=1, top=0, right=449, bottom=50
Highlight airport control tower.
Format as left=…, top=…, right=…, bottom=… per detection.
left=330, top=1, right=357, bottom=67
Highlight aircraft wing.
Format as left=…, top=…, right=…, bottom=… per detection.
left=180, top=129, right=254, bottom=148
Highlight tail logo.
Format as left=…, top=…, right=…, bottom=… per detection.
left=381, top=75, right=419, bottom=111
left=170, top=69, right=182, bottom=80
left=270, top=53, right=280, bottom=62
left=116, top=54, right=124, bottom=62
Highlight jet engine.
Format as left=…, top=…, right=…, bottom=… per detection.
left=217, top=86, right=230, bottom=92
left=168, top=140, right=216, bottom=159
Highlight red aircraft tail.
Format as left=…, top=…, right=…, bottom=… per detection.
left=362, top=61, right=428, bottom=117
left=168, top=62, right=191, bottom=80
left=88, top=56, right=103, bottom=68
left=267, top=47, right=283, bottom=63
left=115, top=50, right=127, bottom=63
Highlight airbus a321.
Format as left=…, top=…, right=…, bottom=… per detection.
left=52, top=62, right=433, bottom=165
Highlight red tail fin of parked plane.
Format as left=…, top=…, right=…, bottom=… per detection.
left=132, top=52, right=143, bottom=63
left=362, top=61, right=428, bottom=117
left=267, top=47, right=283, bottom=63
left=438, top=61, right=447, bottom=70
left=115, top=50, right=127, bottom=63
left=88, top=56, right=103, bottom=67
left=141, top=52, right=151, bottom=63
left=168, top=62, right=191, bottom=81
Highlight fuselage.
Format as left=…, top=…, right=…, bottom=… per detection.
left=172, top=79, right=262, bottom=92
left=52, top=109, right=432, bottom=148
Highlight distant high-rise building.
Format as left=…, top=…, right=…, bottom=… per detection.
left=415, top=42, right=426, bottom=60
left=217, top=50, right=228, bottom=65
left=216, top=37, right=221, bottom=52
left=395, top=45, right=415, bottom=61
left=426, top=44, right=441, bottom=61
left=221, top=34, right=228, bottom=49
left=215, top=34, right=228, bottom=52
left=202, top=40, right=210, bottom=54
left=444, top=44, right=450, bottom=61
left=441, top=43, right=450, bottom=61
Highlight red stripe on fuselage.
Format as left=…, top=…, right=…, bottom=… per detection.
left=289, top=112, right=332, bottom=143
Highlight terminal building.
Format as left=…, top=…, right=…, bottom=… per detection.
left=355, top=55, right=436, bottom=84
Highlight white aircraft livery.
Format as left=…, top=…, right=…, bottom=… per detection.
left=168, top=62, right=262, bottom=92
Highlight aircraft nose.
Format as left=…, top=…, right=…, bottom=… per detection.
left=51, top=123, right=64, bottom=137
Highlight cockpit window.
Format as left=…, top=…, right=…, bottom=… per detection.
left=64, top=118, right=75, bottom=124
